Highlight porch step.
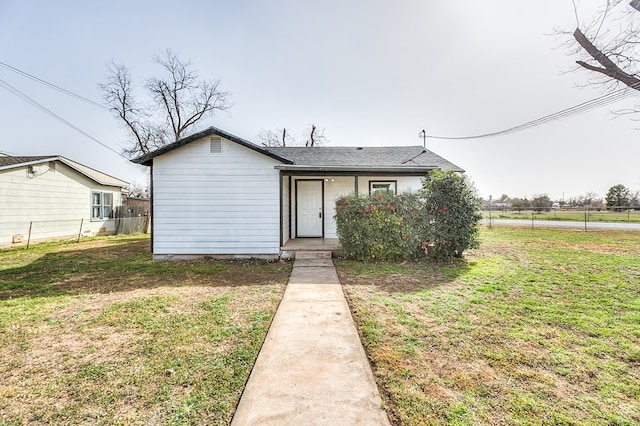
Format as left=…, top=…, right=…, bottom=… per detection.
left=295, top=250, right=333, bottom=259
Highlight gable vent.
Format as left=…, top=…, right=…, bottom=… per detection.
left=210, top=136, right=222, bottom=153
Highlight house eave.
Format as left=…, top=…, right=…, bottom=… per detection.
left=0, top=157, right=59, bottom=172
left=275, top=165, right=440, bottom=176
left=0, top=156, right=128, bottom=188
left=131, top=126, right=294, bottom=166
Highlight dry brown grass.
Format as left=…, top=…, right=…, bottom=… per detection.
left=0, top=235, right=291, bottom=425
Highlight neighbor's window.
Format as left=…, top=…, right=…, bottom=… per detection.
left=103, top=193, right=113, bottom=218
left=369, top=181, right=397, bottom=194
left=91, top=191, right=115, bottom=220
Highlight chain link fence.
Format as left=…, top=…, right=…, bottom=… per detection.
left=483, top=206, right=640, bottom=231
left=1, top=209, right=150, bottom=249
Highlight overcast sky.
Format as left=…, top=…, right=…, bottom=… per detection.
left=1, top=0, right=638, bottom=201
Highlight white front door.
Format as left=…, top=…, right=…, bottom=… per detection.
left=296, top=180, right=323, bottom=237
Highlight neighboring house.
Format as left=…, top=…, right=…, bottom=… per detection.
left=124, top=196, right=151, bottom=212
left=0, top=154, right=128, bottom=247
left=132, top=126, right=463, bottom=260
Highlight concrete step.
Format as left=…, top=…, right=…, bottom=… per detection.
left=294, top=250, right=332, bottom=259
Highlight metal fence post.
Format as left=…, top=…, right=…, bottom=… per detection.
left=26, top=221, right=33, bottom=249
left=77, top=218, right=84, bottom=243
left=531, top=210, right=534, bottom=229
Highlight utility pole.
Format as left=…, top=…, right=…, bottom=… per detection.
left=419, top=129, right=426, bottom=148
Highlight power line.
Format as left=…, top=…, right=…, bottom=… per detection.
left=0, top=77, right=127, bottom=159
left=0, top=60, right=108, bottom=111
left=427, top=83, right=640, bottom=140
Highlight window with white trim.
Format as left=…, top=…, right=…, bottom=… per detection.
left=91, top=191, right=114, bottom=219
left=369, top=181, right=397, bottom=194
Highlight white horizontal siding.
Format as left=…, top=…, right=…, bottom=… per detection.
left=288, top=175, right=424, bottom=239
left=153, top=199, right=279, bottom=209
left=154, top=218, right=279, bottom=227
left=0, top=162, right=123, bottom=246
left=152, top=137, right=281, bottom=255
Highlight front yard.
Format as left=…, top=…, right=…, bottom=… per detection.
left=337, top=228, right=640, bottom=425
left=0, top=235, right=291, bottom=425
left=2, top=229, right=639, bottom=425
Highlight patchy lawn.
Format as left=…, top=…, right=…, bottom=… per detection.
left=0, top=235, right=291, bottom=425
left=337, top=228, right=640, bottom=425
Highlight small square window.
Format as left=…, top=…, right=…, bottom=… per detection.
left=369, top=181, right=397, bottom=194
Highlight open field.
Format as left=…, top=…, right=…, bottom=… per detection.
left=0, top=235, right=291, bottom=425
left=337, top=228, right=640, bottom=425
left=484, top=209, right=640, bottom=223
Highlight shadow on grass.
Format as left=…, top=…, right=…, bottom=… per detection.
left=334, top=257, right=473, bottom=294
left=0, top=239, right=293, bottom=300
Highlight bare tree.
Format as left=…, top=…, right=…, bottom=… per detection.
left=303, top=124, right=328, bottom=147
left=100, top=50, right=231, bottom=157
left=257, top=128, right=296, bottom=147
left=257, top=124, right=328, bottom=147
left=568, top=2, right=640, bottom=98
left=128, top=181, right=150, bottom=198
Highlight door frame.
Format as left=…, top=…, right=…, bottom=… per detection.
left=294, top=179, right=324, bottom=238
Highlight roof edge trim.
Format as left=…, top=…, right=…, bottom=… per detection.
left=131, top=126, right=294, bottom=166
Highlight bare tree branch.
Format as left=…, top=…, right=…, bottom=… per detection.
left=101, top=50, right=231, bottom=157
left=258, top=129, right=282, bottom=147
left=574, top=27, right=640, bottom=88
left=258, top=124, right=329, bottom=147
left=566, top=1, right=640, bottom=119
left=304, top=123, right=327, bottom=147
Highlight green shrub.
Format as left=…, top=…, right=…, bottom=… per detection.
left=334, top=191, right=427, bottom=261
left=334, top=172, right=482, bottom=261
left=421, top=170, right=483, bottom=260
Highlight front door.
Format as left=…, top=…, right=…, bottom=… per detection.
left=296, top=180, right=323, bottom=237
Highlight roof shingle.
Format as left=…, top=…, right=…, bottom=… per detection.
left=0, top=155, right=128, bottom=187
left=267, top=146, right=462, bottom=171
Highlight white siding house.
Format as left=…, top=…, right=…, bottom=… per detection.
left=152, top=136, right=282, bottom=258
left=0, top=155, right=128, bottom=247
left=133, top=127, right=463, bottom=260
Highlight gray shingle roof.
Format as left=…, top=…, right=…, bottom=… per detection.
left=131, top=126, right=463, bottom=172
left=267, top=146, right=462, bottom=171
left=0, top=155, right=53, bottom=167
left=0, top=155, right=129, bottom=188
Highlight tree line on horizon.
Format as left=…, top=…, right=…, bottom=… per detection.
left=485, top=184, right=640, bottom=211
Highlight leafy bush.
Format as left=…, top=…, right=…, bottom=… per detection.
left=334, top=171, right=482, bottom=261
left=421, top=170, right=483, bottom=260
left=334, top=191, right=427, bottom=261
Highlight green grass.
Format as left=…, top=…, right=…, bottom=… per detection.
left=485, top=209, right=640, bottom=223
left=0, top=235, right=291, bottom=425
left=337, top=227, right=640, bottom=425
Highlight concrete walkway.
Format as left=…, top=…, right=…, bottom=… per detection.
left=231, top=251, right=390, bottom=426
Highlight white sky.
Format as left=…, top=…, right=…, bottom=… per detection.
left=1, top=0, right=638, bottom=201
